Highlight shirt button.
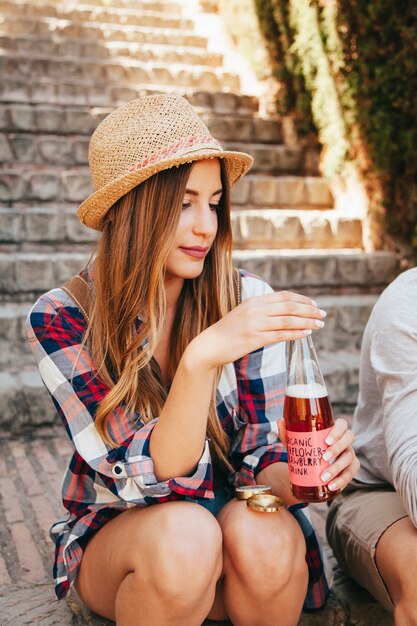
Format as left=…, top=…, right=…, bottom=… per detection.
left=112, top=463, right=124, bottom=477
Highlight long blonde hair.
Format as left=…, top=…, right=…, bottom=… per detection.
left=87, top=160, right=236, bottom=468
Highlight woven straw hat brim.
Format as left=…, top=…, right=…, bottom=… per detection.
left=78, top=148, right=253, bottom=230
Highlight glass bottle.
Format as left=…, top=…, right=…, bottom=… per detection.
left=283, top=335, right=340, bottom=503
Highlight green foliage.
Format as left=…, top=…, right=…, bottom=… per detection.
left=254, top=0, right=316, bottom=136
left=336, top=1, right=417, bottom=250
left=253, top=0, right=417, bottom=254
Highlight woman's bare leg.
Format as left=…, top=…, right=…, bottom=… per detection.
left=206, top=499, right=308, bottom=626
left=74, top=501, right=223, bottom=626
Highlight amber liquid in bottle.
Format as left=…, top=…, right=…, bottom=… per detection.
left=284, top=336, right=340, bottom=503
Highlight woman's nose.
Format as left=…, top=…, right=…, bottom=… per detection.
left=192, top=205, right=217, bottom=236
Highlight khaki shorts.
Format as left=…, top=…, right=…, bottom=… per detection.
left=326, top=479, right=408, bottom=612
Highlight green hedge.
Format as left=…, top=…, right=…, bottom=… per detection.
left=254, top=0, right=417, bottom=255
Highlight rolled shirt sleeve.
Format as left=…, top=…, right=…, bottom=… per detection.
left=26, top=290, right=213, bottom=503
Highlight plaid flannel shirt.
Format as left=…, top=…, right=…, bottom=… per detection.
left=26, top=269, right=329, bottom=609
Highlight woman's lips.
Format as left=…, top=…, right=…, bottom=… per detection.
left=179, top=246, right=209, bottom=259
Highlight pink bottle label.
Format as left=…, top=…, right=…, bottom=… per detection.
left=286, top=427, right=332, bottom=487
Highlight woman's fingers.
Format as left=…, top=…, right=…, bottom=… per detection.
left=322, top=419, right=354, bottom=463
left=238, top=297, right=327, bottom=336
left=320, top=447, right=360, bottom=491
left=243, top=292, right=327, bottom=324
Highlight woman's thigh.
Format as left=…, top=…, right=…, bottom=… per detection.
left=74, top=501, right=223, bottom=620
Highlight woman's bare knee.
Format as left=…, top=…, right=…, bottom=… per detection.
left=129, top=503, right=223, bottom=601
left=220, top=504, right=307, bottom=592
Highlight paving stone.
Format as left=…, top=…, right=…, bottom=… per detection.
left=65, top=211, right=99, bottom=243
left=23, top=207, right=65, bottom=242
left=0, top=133, right=12, bottom=162
left=253, top=117, right=283, bottom=143
left=305, top=176, right=334, bottom=206
left=38, top=137, right=74, bottom=165
left=0, top=584, right=76, bottom=626
left=250, top=176, right=278, bottom=206
left=301, top=215, right=334, bottom=248
left=202, top=115, right=255, bottom=142
left=313, top=295, right=377, bottom=351
left=0, top=303, right=31, bottom=366
left=0, top=370, right=60, bottom=431
left=276, top=176, right=307, bottom=206
left=0, top=103, right=9, bottom=128
left=0, top=208, right=23, bottom=242
left=0, top=76, right=30, bottom=103
left=230, top=177, right=251, bottom=205
left=334, top=217, right=363, bottom=248
left=8, top=104, right=36, bottom=131
left=61, top=171, right=93, bottom=202
left=9, top=133, right=40, bottom=163
left=29, top=173, right=61, bottom=202
left=0, top=172, right=28, bottom=202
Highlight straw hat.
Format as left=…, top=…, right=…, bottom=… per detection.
left=77, top=93, right=254, bottom=230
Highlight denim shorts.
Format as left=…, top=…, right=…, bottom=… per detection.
left=184, top=485, right=234, bottom=516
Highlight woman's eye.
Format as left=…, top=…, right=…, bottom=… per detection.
left=209, top=203, right=220, bottom=211
left=182, top=202, right=191, bottom=210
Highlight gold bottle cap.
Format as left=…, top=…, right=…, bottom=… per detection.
left=235, top=485, right=272, bottom=500
left=247, top=494, right=285, bottom=513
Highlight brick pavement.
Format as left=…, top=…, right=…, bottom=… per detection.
left=0, top=428, right=394, bottom=626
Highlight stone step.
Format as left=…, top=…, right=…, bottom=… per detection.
left=0, top=250, right=401, bottom=302
left=234, top=249, right=401, bottom=296
left=0, top=350, right=360, bottom=432
left=0, top=15, right=208, bottom=48
left=231, top=175, right=333, bottom=208
left=0, top=77, right=241, bottom=109
left=0, top=100, right=260, bottom=140
left=0, top=0, right=194, bottom=31
left=0, top=168, right=331, bottom=205
left=0, top=34, right=224, bottom=68
left=0, top=111, right=285, bottom=149
left=1, top=206, right=359, bottom=252
left=0, top=52, right=241, bottom=93
left=1, top=135, right=308, bottom=175
left=232, top=210, right=363, bottom=250
left=0, top=294, right=376, bottom=368
left=44, top=0, right=184, bottom=10
left=312, top=294, right=377, bottom=352
left=42, top=0, right=184, bottom=8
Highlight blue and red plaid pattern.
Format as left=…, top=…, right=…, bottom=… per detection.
left=26, top=269, right=329, bottom=609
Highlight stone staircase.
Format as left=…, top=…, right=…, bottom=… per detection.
left=0, top=0, right=400, bottom=623
left=0, top=0, right=402, bottom=444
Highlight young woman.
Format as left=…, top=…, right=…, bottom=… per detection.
left=27, top=94, right=359, bottom=626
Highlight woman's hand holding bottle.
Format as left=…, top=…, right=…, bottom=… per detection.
left=185, top=290, right=327, bottom=371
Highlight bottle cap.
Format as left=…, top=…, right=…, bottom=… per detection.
left=235, top=485, right=272, bottom=500
left=247, top=494, right=285, bottom=513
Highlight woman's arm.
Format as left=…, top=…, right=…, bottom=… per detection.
left=149, top=288, right=325, bottom=480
